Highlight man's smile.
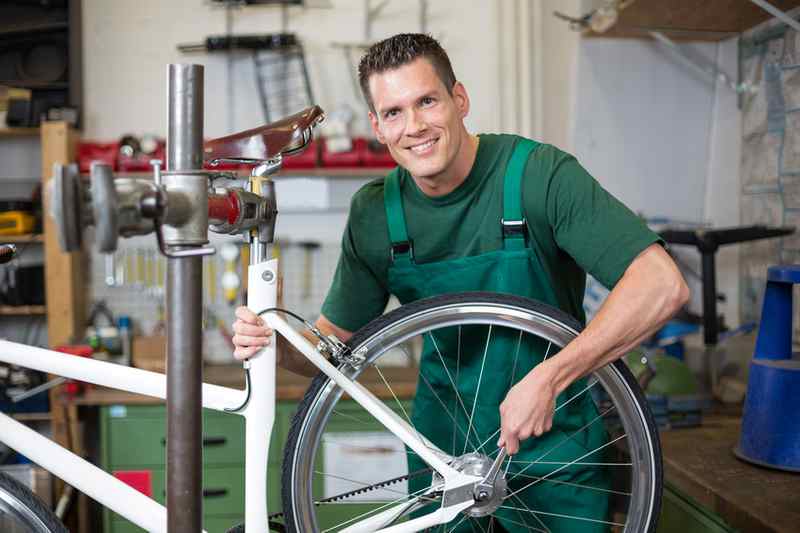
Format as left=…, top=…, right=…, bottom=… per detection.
left=407, top=137, right=439, bottom=155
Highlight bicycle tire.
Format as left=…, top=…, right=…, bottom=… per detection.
left=282, top=292, right=662, bottom=532
left=0, top=472, right=67, bottom=533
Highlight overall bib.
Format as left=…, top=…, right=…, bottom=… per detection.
left=384, top=139, right=610, bottom=532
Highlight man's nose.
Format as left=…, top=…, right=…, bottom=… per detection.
left=405, top=108, right=427, bottom=135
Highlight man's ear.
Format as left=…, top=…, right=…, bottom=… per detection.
left=368, top=112, right=386, bottom=144
left=451, top=81, right=470, bottom=119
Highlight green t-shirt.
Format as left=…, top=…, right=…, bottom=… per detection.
left=321, top=134, right=662, bottom=333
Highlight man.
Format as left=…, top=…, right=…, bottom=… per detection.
left=233, top=33, right=688, bottom=531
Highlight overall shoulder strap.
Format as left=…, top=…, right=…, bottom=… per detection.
left=503, top=138, right=539, bottom=251
left=383, top=169, right=414, bottom=265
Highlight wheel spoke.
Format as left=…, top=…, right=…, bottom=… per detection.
left=510, top=472, right=632, bottom=496
left=463, top=325, right=493, bottom=455
left=508, top=404, right=616, bottom=482
left=320, top=484, right=435, bottom=532
left=542, top=341, right=554, bottom=361
left=373, top=363, right=430, bottom=452
left=428, top=331, right=484, bottom=450
left=473, top=377, right=598, bottom=456
left=492, top=514, right=549, bottom=532
left=453, top=325, right=462, bottom=456
left=498, top=504, right=625, bottom=528
left=448, top=514, right=468, bottom=532
left=419, top=370, right=480, bottom=451
left=506, top=433, right=628, bottom=500
left=509, top=460, right=632, bottom=467
left=509, top=492, right=552, bottom=533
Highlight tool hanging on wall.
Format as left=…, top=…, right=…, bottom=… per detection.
left=177, top=33, right=314, bottom=123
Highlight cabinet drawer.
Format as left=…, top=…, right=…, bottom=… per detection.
left=103, top=407, right=246, bottom=468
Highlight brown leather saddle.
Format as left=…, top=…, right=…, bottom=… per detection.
left=204, top=105, right=324, bottom=164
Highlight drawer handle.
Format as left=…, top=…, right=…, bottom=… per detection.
left=160, top=437, right=228, bottom=446
left=162, top=488, right=229, bottom=498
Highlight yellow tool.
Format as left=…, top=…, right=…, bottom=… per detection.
left=0, top=211, right=35, bottom=235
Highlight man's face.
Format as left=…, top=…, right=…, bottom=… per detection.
left=368, top=58, right=470, bottom=180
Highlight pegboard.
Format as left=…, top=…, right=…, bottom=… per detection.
left=89, top=234, right=342, bottom=364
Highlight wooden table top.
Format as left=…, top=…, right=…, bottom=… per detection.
left=660, top=413, right=800, bottom=533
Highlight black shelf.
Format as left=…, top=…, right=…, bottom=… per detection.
left=0, top=20, right=68, bottom=39
left=0, top=80, right=69, bottom=90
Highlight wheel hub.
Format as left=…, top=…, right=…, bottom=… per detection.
left=450, top=452, right=507, bottom=517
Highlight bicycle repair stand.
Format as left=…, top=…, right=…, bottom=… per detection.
left=48, top=63, right=323, bottom=532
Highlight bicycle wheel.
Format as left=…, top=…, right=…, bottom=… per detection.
left=282, top=292, right=661, bottom=532
left=0, top=472, right=67, bottom=533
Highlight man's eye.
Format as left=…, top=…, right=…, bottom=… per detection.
left=384, top=109, right=399, bottom=119
left=421, top=97, right=435, bottom=106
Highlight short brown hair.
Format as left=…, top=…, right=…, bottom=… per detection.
left=358, top=33, right=457, bottom=112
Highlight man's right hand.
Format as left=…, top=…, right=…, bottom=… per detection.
left=231, top=307, right=274, bottom=361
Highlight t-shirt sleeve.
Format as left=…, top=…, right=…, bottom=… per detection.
left=542, top=149, right=664, bottom=289
left=320, top=208, right=390, bottom=333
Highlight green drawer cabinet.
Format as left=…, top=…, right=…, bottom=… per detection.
left=100, top=400, right=412, bottom=532
left=100, top=404, right=288, bottom=533
left=657, top=483, right=738, bottom=533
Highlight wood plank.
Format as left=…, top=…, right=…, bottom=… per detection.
left=0, top=234, right=45, bottom=243
left=587, top=0, right=800, bottom=41
left=41, top=121, right=84, bottom=347
left=660, top=414, right=800, bottom=532
left=0, top=305, right=46, bottom=315
left=0, top=127, right=39, bottom=137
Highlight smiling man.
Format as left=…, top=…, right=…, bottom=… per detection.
left=232, top=33, right=688, bottom=531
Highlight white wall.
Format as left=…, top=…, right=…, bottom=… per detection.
left=571, top=35, right=742, bottom=324
left=81, top=0, right=501, bottom=140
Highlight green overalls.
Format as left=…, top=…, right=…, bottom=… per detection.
left=383, top=139, right=611, bottom=532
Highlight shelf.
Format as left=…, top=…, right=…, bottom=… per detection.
left=0, top=21, right=68, bottom=38
left=278, top=167, right=392, bottom=178
left=11, top=412, right=51, bottom=422
left=587, top=0, right=800, bottom=41
left=1, top=234, right=44, bottom=243
left=95, top=167, right=393, bottom=179
left=0, top=81, right=68, bottom=90
left=0, top=127, right=39, bottom=138
left=0, top=305, right=46, bottom=316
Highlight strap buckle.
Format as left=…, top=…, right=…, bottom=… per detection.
left=390, top=240, right=414, bottom=262
left=501, top=218, right=527, bottom=239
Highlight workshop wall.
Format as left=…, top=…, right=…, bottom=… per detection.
left=571, top=36, right=742, bottom=325
left=739, top=18, right=800, bottom=331
left=80, top=0, right=501, bottom=140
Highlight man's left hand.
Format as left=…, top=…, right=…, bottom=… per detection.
left=497, top=365, right=559, bottom=454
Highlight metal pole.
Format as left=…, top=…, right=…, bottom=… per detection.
left=166, top=63, right=204, bottom=533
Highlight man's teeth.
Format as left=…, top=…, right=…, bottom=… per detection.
left=410, top=139, right=436, bottom=153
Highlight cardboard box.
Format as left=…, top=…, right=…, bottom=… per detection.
left=132, top=335, right=166, bottom=373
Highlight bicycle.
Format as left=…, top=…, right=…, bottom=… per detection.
left=0, top=92, right=662, bottom=533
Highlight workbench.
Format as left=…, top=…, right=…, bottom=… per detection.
left=659, top=413, right=800, bottom=532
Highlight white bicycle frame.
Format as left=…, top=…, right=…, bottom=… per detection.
left=0, top=257, right=480, bottom=533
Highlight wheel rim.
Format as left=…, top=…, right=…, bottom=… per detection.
left=0, top=483, right=51, bottom=532
left=288, top=300, right=659, bottom=532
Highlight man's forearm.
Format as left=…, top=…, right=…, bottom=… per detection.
left=540, top=244, right=689, bottom=395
